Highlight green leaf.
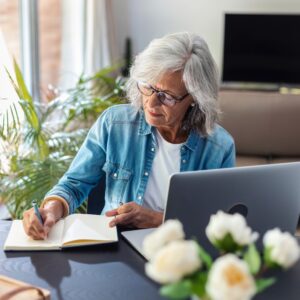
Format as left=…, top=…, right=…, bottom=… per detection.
left=86, top=63, right=123, bottom=82
left=4, top=62, right=47, bottom=159
left=263, top=247, right=280, bottom=269
left=197, top=244, right=213, bottom=269
left=244, top=244, right=261, bottom=275
left=256, top=277, right=276, bottom=293
left=13, top=58, right=33, bottom=104
left=1, top=155, right=73, bottom=219
left=4, top=66, right=22, bottom=99
left=213, top=233, right=242, bottom=253
left=18, top=98, right=40, bottom=131
left=190, top=271, right=208, bottom=297
left=160, top=280, right=193, bottom=300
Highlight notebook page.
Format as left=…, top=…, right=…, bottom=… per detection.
left=4, top=220, right=64, bottom=251
left=61, top=214, right=117, bottom=246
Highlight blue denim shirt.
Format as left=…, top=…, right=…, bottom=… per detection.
left=46, top=104, right=235, bottom=214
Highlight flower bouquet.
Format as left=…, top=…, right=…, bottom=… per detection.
left=143, top=211, right=300, bottom=300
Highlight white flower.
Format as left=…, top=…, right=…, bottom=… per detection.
left=205, top=211, right=258, bottom=249
left=145, top=240, right=201, bottom=284
left=143, top=219, right=185, bottom=260
left=206, top=254, right=256, bottom=300
left=263, top=228, right=300, bottom=269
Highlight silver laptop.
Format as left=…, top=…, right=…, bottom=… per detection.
left=121, top=162, right=300, bottom=258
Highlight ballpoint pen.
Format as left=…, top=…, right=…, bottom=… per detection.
left=32, top=201, right=44, bottom=225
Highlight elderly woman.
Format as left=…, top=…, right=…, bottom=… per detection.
left=23, top=32, right=235, bottom=239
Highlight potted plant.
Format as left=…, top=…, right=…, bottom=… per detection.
left=0, top=60, right=126, bottom=219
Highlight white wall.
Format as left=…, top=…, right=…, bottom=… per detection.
left=112, top=0, right=300, bottom=70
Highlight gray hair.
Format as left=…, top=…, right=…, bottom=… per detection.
left=125, top=32, right=220, bottom=136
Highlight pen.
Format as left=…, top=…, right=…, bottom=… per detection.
left=32, top=201, right=43, bottom=225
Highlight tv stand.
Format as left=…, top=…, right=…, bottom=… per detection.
left=221, top=82, right=300, bottom=95
left=279, top=86, right=300, bottom=95
left=221, top=82, right=280, bottom=92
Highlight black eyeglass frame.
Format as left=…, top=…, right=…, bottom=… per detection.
left=137, top=81, right=189, bottom=107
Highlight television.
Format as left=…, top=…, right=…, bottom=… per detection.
left=222, top=13, right=300, bottom=89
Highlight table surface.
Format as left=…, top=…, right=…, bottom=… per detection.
left=0, top=221, right=300, bottom=300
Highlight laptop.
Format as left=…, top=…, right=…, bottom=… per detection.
left=121, top=162, right=300, bottom=258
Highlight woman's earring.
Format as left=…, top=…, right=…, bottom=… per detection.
left=191, top=103, right=195, bottom=107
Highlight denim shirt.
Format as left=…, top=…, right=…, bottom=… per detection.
left=46, top=104, right=235, bottom=214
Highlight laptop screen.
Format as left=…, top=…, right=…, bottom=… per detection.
left=164, top=163, right=300, bottom=254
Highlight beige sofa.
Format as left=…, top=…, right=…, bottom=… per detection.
left=219, top=90, right=300, bottom=167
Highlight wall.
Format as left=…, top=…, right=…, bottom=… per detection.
left=0, top=0, right=20, bottom=63
left=0, top=0, right=61, bottom=98
left=39, top=0, right=62, bottom=94
left=112, top=0, right=300, bottom=71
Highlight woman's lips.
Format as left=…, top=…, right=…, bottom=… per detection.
left=148, top=110, right=162, bottom=117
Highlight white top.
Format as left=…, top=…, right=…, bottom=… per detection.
left=143, top=130, right=182, bottom=212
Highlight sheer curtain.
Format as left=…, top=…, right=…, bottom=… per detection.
left=0, top=30, right=20, bottom=219
left=0, top=30, right=19, bottom=102
left=60, top=0, right=118, bottom=89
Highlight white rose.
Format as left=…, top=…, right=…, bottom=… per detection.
left=143, top=219, right=185, bottom=260
left=263, top=228, right=300, bottom=269
left=205, top=211, right=258, bottom=248
left=145, top=240, right=201, bottom=284
left=206, top=254, right=256, bottom=300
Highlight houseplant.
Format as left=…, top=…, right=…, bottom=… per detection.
left=143, top=211, right=300, bottom=300
left=0, top=60, right=126, bottom=219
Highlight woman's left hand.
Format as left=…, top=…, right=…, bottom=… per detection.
left=105, top=202, right=163, bottom=228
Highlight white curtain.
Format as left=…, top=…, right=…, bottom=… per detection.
left=0, top=30, right=20, bottom=108
left=60, top=0, right=118, bottom=89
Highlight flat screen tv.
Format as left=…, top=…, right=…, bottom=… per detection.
left=222, top=13, right=300, bottom=89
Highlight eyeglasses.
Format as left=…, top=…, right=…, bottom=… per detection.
left=137, top=81, right=189, bottom=107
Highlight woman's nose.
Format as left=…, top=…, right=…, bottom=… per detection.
left=147, top=92, right=161, bottom=107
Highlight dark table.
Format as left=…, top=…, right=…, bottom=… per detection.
left=0, top=221, right=163, bottom=300
left=0, top=221, right=300, bottom=300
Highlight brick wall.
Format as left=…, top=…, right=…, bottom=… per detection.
left=39, top=0, right=61, bottom=98
left=0, top=0, right=20, bottom=63
left=0, top=0, right=61, bottom=100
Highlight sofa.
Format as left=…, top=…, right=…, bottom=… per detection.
left=218, top=90, right=300, bottom=167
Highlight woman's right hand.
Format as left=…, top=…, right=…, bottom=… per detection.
left=22, top=200, right=64, bottom=240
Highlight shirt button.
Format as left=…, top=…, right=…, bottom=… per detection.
left=113, top=173, right=117, bottom=178
left=182, top=159, right=187, bottom=163
left=151, top=147, right=155, bottom=152
left=138, top=196, right=142, bottom=200
left=144, top=172, right=149, bottom=176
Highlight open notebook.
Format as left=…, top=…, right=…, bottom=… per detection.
left=4, top=214, right=118, bottom=251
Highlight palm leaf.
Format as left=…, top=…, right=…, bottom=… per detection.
left=13, top=58, right=33, bottom=104
left=5, top=62, right=40, bottom=132
left=4, top=65, right=49, bottom=159
left=0, top=100, right=22, bottom=140
left=2, top=155, right=73, bottom=219
left=1, top=60, right=125, bottom=219
left=48, top=129, right=87, bottom=155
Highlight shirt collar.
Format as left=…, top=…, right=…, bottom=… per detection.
left=138, top=109, right=201, bottom=151
left=184, top=130, right=201, bottom=151
left=138, top=109, right=152, bottom=135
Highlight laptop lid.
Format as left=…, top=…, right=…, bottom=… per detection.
left=121, top=228, right=155, bottom=259
left=164, top=162, right=300, bottom=254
